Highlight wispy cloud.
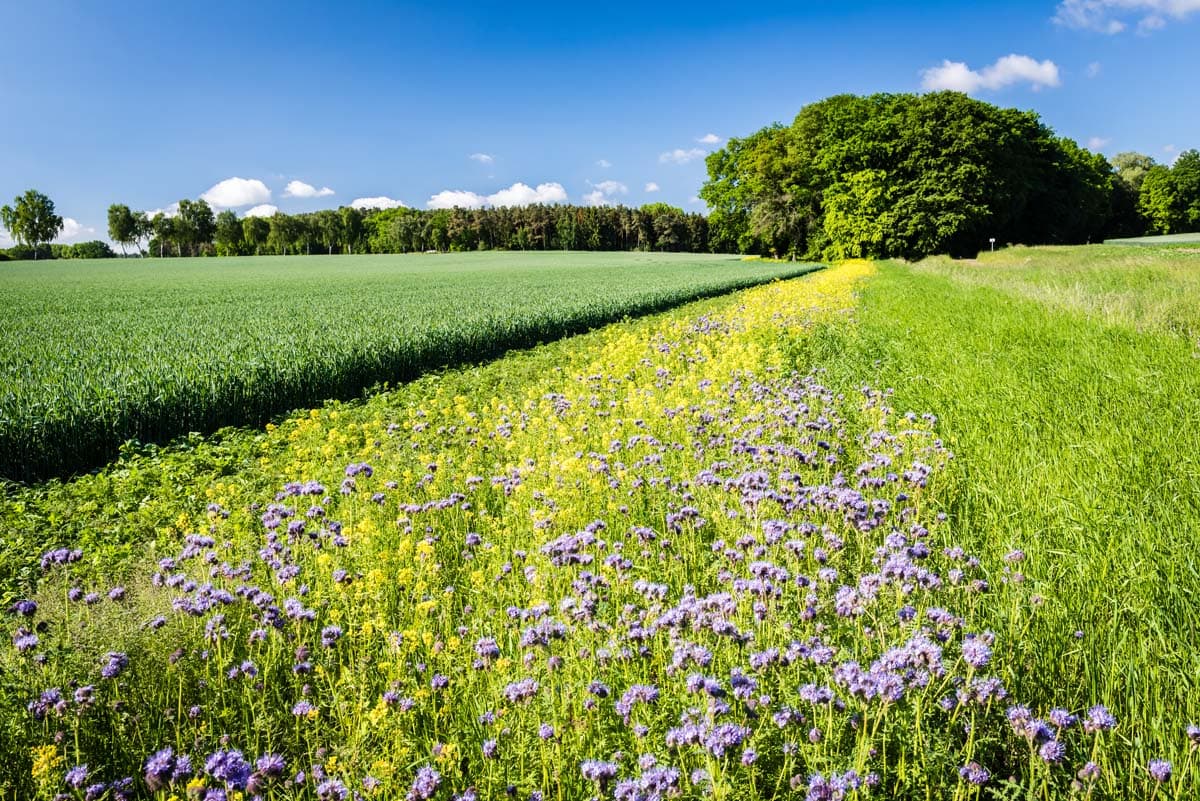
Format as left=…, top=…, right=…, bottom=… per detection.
left=696, top=133, right=721, bottom=145
left=1087, top=136, right=1111, bottom=150
left=582, top=180, right=628, bottom=206
left=469, top=153, right=494, bottom=164
left=644, top=182, right=660, bottom=193
left=1054, top=0, right=1200, bottom=33
left=200, top=177, right=272, bottom=208
left=349, top=196, right=406, bottom=210
left=659, top=148, right=706, bottom=165
left=921, top=54, right=1061, bottom=93
left=1086, top=61, right=1103, bottom=78
left=427, top=182, right=567, bottom=209
left=596, top=159, right=612, bottom=168
left=283, top=180, right=334, bottom=198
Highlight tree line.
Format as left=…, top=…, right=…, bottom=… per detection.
left=5, top=91, right=1198, bottom=262
left=700, top=91, right=1200, bottom=260
left=100, top=201, right=710, bottom=258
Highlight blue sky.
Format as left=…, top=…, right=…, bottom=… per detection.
left=1, top=0, right=1197, bottom=245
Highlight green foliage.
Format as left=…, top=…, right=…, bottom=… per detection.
left=129, top=203, right=711, bottom=258
left=106, top=204, right=139, bottom=255
left=702, top=93, right=1128, bottom=259
left=818, top=248, right=1200, bottom=792
left=1139, top=166, right=1180, bottom=233
left=0, top=189, right=63, bottom=260
left=0, top=252, right=819, bottom=481
left=214, top=210, right=245, bottom=256
left=64, top=240, right=115, bottom=259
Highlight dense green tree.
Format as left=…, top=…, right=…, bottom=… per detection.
left=214, top=210, right=245, bottom=256
left=242, top=216, right=270, bottom=255
left=107, top=204, right=140, bottom=256
left=174, top=199, right=216, bottom=256
left=555, top=210, right=578, bottom=251
left=1173, top=149, right=1200, bottom=230
left=1138, top=166, right=1179, bottom=234
left=339, top=206, right=364, bottom=254
left=314, top=209, right=342, bottom=254
left=1111, top=152, right=1156, bottom=194
left=1, top=189, right=64, bottom=259
left=67, top=240, right=115, bottom=259
left=149, top=213, right=174, bottom=257
left=702, top=92, right=1137, bottom=258
left=267, top=212, right=301, bottom=255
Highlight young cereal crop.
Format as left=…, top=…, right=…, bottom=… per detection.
left=5, top=259, right=1193, bottom=800
left=0, top=252, right=818, bottom=482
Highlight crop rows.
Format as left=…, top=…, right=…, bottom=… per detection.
left=0, top=252, right=816, bottom=481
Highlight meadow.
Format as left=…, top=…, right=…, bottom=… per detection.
left=0, top=252, right=816, bottom=482
left=3, top=246, right=1200, bottom=800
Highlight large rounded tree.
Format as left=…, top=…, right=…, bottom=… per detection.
left=1, top=189, right=64, bottom=259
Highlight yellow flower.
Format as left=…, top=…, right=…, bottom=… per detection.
left=30, top=744, right=62, bottom=781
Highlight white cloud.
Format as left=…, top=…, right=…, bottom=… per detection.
left=1086, top=61, right=1103, bottom=78
left=644, top=182, right=661, bottom=193
left=244, top=204, right=279, bottom=218
left=283, top=180, right=335, bottom=198
left=1053, top=0, right=1200, bottom=33
left=920, top=54, right=1061, bottom=93
left=0, top=229, right=12, bottom=248
left=688, top=196, right=704, bottom=206
left=596, top=159, right=612, bottom=168
left=659, top=148, right=707, bottom=165
left=427, top=190, right=487, bottom=209
left=144, top=202, right=180, bottom=219
left=582, top=180, right=628, bottom=206
left=489, top=182, right=567, bottom=207
left=53, top=218, right=97, bottom=243
left=200, top=177, right=272, bottom=208
left=349, top=196, right=406, bottom=210
left=1086, top=136, right=1111, bottom=150
left=469, top=153, right=494, bottom=164
left=696, top=133, right=721, bottom=145
left=428, top=181, right=568, bottom=209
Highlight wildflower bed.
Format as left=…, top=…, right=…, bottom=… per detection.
left=1, top=259, right=1192, bottom=800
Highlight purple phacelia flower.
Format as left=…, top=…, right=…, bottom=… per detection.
left=408, top=766, right=440, bottom=800
left=1083, top=705, right=1116, bottom=734
left=961, top=636, right=991, bottom=668
left=101, top=652, right=129, bottom=679
left=581, top=760, right=618, bottom=784
left=317, top=778, right=349, bottom=800
left=958, top=762, right=989, bottom=785
left=1038, top=740, right=1066, bottom=763
left=320, top=626, right=343, bottom=647
left=1148, top=759, right=1171, bottom=782
left=10, top=599, right=37, bottom=617
left=615, top=684, right=659, bottom=723
left=65, top=765, right=89, bottom=789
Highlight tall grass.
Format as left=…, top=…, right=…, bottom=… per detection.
left=814, top=251, right=1200, bottom=787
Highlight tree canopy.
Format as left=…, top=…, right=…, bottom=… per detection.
left=702, top=92, right=1200, bottom=259
left=1, top=189, right=64, bottom=259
